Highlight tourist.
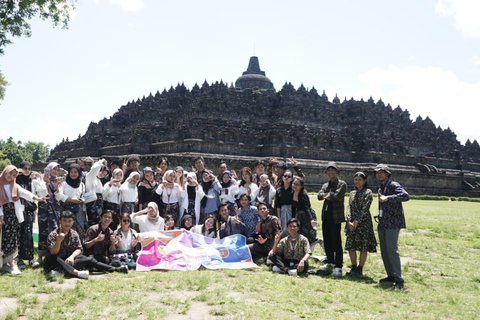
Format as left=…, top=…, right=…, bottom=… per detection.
left=274, top=169, right=294, bottom=231
left=253, top=160, right=266, bottom=186
left=155, top=157, right=169, bottom=183
left=193, top=156, right=207, bottom=181
left=122, top=156, right=142, bottom=183
left=192, top=214, right=217, bottom=238
left=254, top=174, right=276, bottom=212
left=235, top=193, right=260, bottom=240
left=180, top=172, right=205, bottom=225
left=114, top=213, right=140, bottom=253
left=131, top=202, right=165, bottom=233
left=102, top=168, right=123, bottom=227
left=180, top=214, right=194, bottom=231
left=200, top=170, right=219, bottom=224
left=317, top=162, right=347, bottom=276
left=119, top=171, right=140, bottom=218
left=214, top=170, right=239, bottom=215
left=164, top=214, right=175, bottom=231
left=237, top=167, right=259, bottom=205
left=268, top=157, right=306, bottom=189
left=216, top=161, right=227, bottom=181
left=83, top=210, right=117, bottom=264
left=174, top=166, right=185, bottom=190
left=44, top=210, right=127, bottom=279
left=35, top=162, right=62, bottom=266
left=15, top=161, right=37, bottom=269
left=55, top=163, right=88, bottom=240
left=268, top=218, right=311, bottom=275
left=156, top=170, right=182, bottom=224
left=0, top=165, right=46, bottom=274
left=100, top=160, right=120, bottom=185
left=291, top=176, right=318, bottom=244
left=84, top=157, right=109, bottom=228
left=112, top=212, right=139, bottom=269
left=247, top=202, right=282, bottom=262
left=76, top=158, right=88, bottom=183
left=375, top=164, right=409, bottom=290
left=219, top=203, right=247, bottom=238
left=138, top=166, right=159, bottom=211
left=345, top=172, right=377, bottom=277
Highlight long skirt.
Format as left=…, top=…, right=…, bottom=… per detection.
left=280, top=205, right=292, bottom=232
left=1, top=203, right=20, bottom=264
left=64, top=203, right=87, bottom=241
left=162, top=202, right=180, bottom=226
left=38, top=200, right=60, bottom=256
left=19, top=209, right=35, bottom=261
left=86, top=194, right=103, bottom=228
left=296, top=209, right=317, bottom=244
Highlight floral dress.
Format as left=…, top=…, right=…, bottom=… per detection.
left=344, top=188, right=377, bottom=252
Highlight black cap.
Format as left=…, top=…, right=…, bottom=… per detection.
left=325, top=161, right=339, bottom=173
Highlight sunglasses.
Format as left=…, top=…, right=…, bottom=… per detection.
left=122, top=219, right=131, bottom=223
left=283, top=174, right=292, bottom=178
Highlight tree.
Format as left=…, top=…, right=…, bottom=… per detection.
left=24, top=141, right=50, bottom=162
left=0, top=69, right=7, bottom=100
left=0, top=0, right=77, bottom=100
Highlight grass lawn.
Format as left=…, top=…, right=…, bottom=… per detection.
left=1, top=199, right=479, bottom=320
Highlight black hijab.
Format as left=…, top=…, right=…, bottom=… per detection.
left=66, top=163, right=82, bottom=189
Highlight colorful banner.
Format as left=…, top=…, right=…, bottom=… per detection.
left=135, top=230, right=258, bottom=271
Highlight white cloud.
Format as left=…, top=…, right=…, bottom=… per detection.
left=354, top=65, right=480, bottom=144
left=472, top=55, right=480, bottom=67
left=436, top=0, right=480, bottom=38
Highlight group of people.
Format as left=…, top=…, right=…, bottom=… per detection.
left=0, top=155, right=409, bottom=289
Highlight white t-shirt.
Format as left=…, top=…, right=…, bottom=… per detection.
left=132, top=214, right=165, bottom=233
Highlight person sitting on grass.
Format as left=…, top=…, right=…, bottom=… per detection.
left=247, top=202, right=282, bottom=263
left=44, top=210, right=127, bottom=279
left=267, top=218, right=311, bottom=275
left=218, top=203, right=247, bottom=238
left=83, top=210, right=118, bottom=265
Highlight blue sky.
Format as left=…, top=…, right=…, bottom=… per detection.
left=1, top=0, right=479, bottom=149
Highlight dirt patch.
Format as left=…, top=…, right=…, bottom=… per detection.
left=164, top=301, right=212, bottom=320
left=46, top=277, right=80, bottom=290
left=0, top=297, right=20, bottom=318
left=401, top=257, right=424, bottom=265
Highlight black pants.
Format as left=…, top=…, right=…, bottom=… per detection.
left=44, top=254, right=116, bottom=274
left=267, top=254, right=309, bottom=274
left=322, top=219, right=343, bottom=268
left=248, top=242, right=271, bottom=261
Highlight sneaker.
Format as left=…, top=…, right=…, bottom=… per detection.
left=332, top=267, right=342, bottom=277
left=379, top=276, right=395, bottom=283
left=127, top=261, right=137, bottom=269
left=117, top=265, right=128, bottom=274
left=77, top=270, right=89, bottom=279
left=50, top=270, right=61, bottom=277
left=319, top=263, right=334, bottom=272
left=346, top=266, right=357, bottom=276
left=11, top=265, right=22, bottom=275
left=17, top=260, right=27, bottom=270
left=30, top=259, right=40, bottom=268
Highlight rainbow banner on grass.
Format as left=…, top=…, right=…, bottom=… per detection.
left=135, top=230, right=258, bottom=271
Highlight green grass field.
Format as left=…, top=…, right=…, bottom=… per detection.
left=1, top=199, right=479, bottom=320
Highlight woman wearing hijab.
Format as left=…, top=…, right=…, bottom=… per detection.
left=131, top=202, right=165, bottom=233
left=180, top=172, right=205, bottom=225
left=199, top=170, right=219, bottom=225
left=119, top=171, right=140, bottom=215
left=102, top=168, right=123, bottom=227
left=15, top=161, right=37, bottom=268
left=35, top=161, right=63, bottom=265
left=55, top=163, right=87, bottom=240
left=137, top=167, right=159, bottom=211
left=1, top=165, right=46, bottom=274
left=155, top=170, right=183, bottom=225
left=214, top=170, right=239, bottom=215
left=84, top=157, right=109, bottom=228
